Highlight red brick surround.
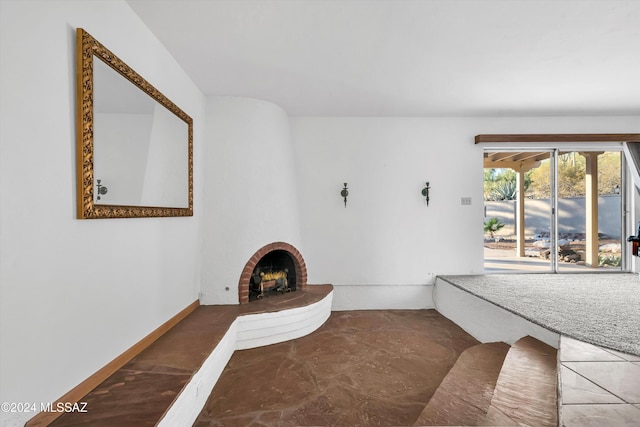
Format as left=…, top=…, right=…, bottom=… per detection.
left=238, top=242, right=307, bottom=304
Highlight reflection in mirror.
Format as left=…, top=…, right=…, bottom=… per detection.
left=76, top=28, right=193, bottom=218
left=93, top=58, right=189, bottom=208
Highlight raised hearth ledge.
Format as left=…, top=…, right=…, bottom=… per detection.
left=157, top=285, right=333, bottom=427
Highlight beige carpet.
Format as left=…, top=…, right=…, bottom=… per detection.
left=440, top=273, right=640, bottom=356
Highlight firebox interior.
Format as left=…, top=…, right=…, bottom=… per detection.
left=249, top=250, right=297, bottom=301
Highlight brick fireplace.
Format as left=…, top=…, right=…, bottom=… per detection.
left=238, top=242, right=307, bottom=304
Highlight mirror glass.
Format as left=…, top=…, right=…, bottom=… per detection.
left=93, top=58, right=189, bottom=208
left=77, top=28, right=193, bottom=218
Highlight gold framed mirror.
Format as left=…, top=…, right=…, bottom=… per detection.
left=76, top=28, right=193, bottom=219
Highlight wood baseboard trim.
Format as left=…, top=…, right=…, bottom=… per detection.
left=25, top=300, right=200, bottom=427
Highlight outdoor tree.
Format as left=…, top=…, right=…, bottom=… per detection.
left=513, top=152, right=621, bottom=199
left=598, top=152, right=622, bottom=194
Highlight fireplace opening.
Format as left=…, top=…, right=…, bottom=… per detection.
left=249, top=250, right=297, bottom=301
left=239, top=242, right=307, bottom=304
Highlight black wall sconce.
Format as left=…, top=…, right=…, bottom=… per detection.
left=96, top=179, right=108, bottom=200
left=421, top=182, right=430, bottom=206
left=341, top=183, right=349, bottom=207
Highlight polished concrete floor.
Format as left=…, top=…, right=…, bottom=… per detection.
left=194, top=310, right=480, bottom=426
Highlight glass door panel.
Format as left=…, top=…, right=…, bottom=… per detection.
left=484, top=150, right=553, bottom=272
left=557, top=151, right=622, bottom=272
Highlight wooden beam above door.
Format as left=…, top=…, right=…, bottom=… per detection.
left=475, top=134, right=640, bottom=144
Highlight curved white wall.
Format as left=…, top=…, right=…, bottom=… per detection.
left=201, top=97, right=303, bottom=304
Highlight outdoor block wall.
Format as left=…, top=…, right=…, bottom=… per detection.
left=485, top=195, right=622, bottom=238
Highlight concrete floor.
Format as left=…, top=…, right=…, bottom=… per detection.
left=484, top=247, right=617, bottom=273
left=194, top=310, right=481, bottom=426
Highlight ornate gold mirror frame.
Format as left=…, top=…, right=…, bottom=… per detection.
left=76, top=28, right=193, bottom=218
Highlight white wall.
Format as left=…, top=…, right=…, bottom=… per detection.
left=290, top=117, right=485, bottom=310
left=291, top=116, right=640, bottom=308
left=0, top=2, right=205, bottom=426
left=200, top=97, right=303, bottom=305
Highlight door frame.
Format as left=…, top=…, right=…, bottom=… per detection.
left=479, top=133, right=637, bottom=273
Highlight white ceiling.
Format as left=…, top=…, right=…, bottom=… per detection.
left=126, top=0, right=640, bottom=117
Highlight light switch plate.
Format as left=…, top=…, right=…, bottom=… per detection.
left=461, top=197, right=472, bottom=205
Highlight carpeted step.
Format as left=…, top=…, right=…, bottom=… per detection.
left=483, top=335, right=558, bottom=427
left=413, top=341, right=510, bottom=426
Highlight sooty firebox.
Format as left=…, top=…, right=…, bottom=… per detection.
left=249, top=250, right=297, bottom=301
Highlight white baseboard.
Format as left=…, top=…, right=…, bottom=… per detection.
left=330, top=284, right=434, bottom=311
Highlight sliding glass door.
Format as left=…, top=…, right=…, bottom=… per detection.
left=483, top=150, right=554, bottom=272
left=556, top=151, right=622, bottom=272
left=484, top=149, right=623, bottom=273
